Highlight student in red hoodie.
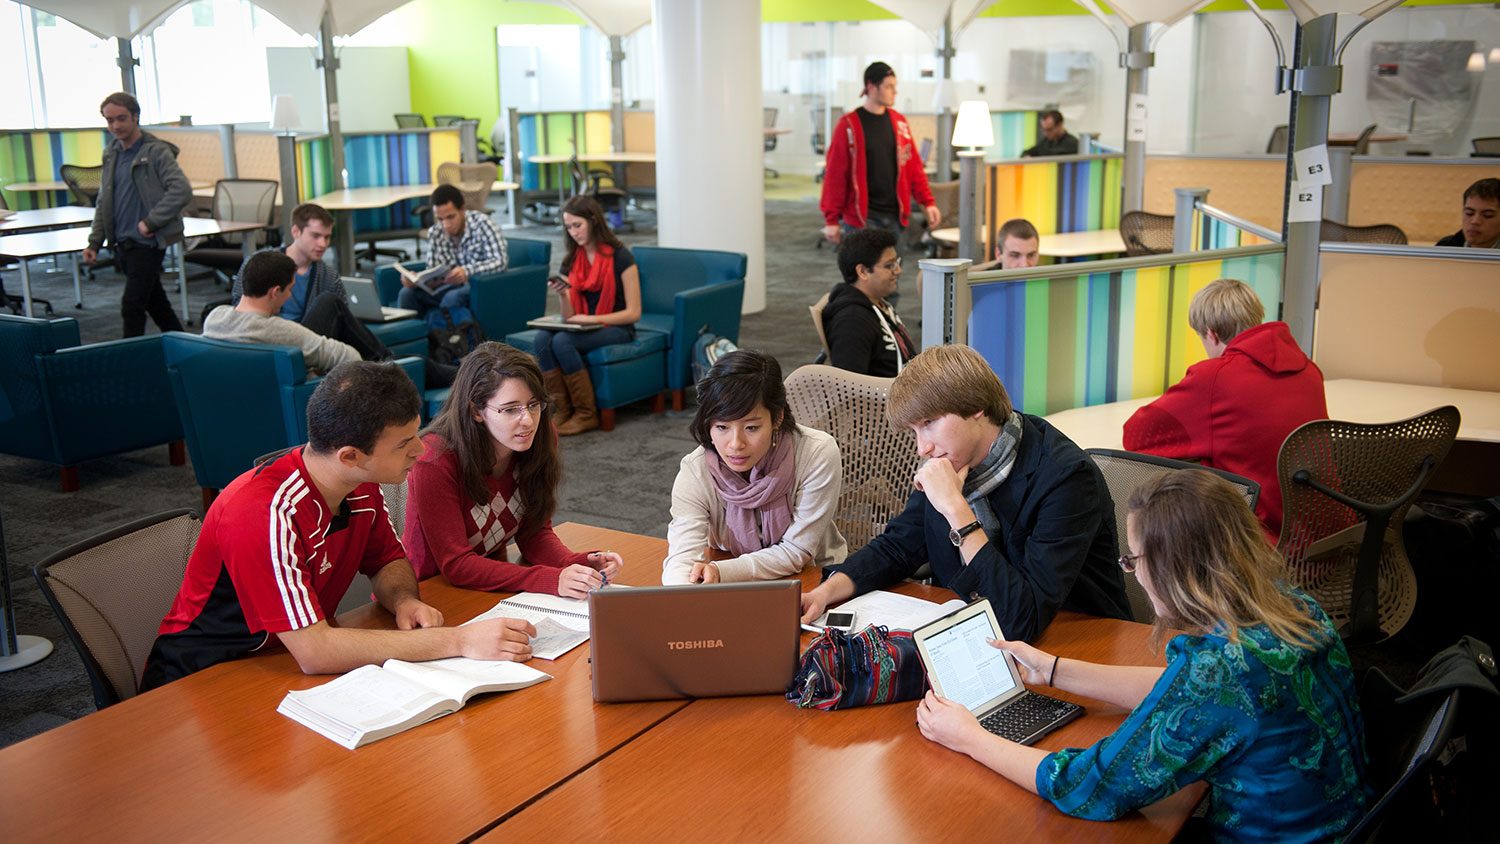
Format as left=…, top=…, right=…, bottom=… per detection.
left=403, top=342, right=621, bottom=596
left=1122, top=279, right=1327, bottom=538
left=819, top=61, right=941, bottom=247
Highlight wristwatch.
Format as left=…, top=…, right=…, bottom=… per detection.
left=948, top=520, right=982, bottom=547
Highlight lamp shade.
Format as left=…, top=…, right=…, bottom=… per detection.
left=951, top=100, right=994, bottom=149
left=270, top=95, right=301, bottom=132
left=1467, top=51, right=1486, bottom=73
left=932, top=79, right=959, bottom=112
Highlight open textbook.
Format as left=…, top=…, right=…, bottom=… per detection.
left=394, top=261, right=454, bottom=294
left=804, top=590, right=966, bottom=634
left=277, top=657, right=551, bottom=749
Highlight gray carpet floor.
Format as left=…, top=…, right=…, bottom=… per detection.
left=0, top=194, right=926, bottom=747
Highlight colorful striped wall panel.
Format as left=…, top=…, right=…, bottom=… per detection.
left=985, top=156, right=1123, bottom=252
left=989, top=111, right=1039, bottom=161
left=515, top=111, right=617, bottom=192
left=0, top=129, right=108, bottom=209
left=968, top=249, right=1284, bottom=415
left=1196, top=214, right=1273, bottom=250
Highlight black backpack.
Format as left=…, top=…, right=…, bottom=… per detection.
left=427, top=306, right=486, bottom=365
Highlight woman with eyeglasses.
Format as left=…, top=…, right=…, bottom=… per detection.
left=662, top=349, right=847, bottom=584
left=403, top=342, right=621, bottom=597
left=916, top=469, right=1370, bottom=842
left=823, top=227, right=914, bottom=377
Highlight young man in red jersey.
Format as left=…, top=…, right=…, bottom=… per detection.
left=142, top=361, right=535, bottom=689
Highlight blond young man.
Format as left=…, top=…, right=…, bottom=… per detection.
left=800, top=345, right=1129, bottom=641
left=1123, top=279, right=1328, bottom=537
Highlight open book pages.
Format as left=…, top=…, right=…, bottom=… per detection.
left=465, top=588, right=626, bottom=660
left=277, top=658, right=550, bottom=750
left=805, top=590, right=966, bottom=634
left=395, top=261, right=453, bottom=294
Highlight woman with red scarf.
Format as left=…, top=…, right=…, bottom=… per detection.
left=538, top=196, right=642, bottom=435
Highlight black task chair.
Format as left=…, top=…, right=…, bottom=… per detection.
left=569, top=155, right=627, bottom=219
left=60, top=163, right=102, bottom=207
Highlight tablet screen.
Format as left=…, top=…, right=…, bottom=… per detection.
left=922, top=612, right=1019, bottom=711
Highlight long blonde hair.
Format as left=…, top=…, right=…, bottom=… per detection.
left=1128, top=470, right=1324, bottom=649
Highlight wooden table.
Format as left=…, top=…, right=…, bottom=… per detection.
left=1328, top=132, right=1407, bottom=146
left=0, top=217, right=264, bottom=320
left=0, top=523, right=1198, bottom=842
left=0, top=205, right=95, bottom=234
left=931, top=227, right=1125, bottom=259
left=5, top=180, right=70, bottom=207
left=0, top=524, right=685, bottom=843
left=306, top=181, right=521, bottom=276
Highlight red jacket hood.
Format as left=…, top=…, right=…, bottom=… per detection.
left=1224, top=321, right=1310, bottom=375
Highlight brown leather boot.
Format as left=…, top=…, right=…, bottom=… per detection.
left=556, top=369, right=599, bottom=435
left=542, top=367, right=572, bottom=428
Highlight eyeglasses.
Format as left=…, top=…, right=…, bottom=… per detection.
left=486, top=399, right=548, bottom=421
left=1117, top=553, right=1143, bottom=574
left=878, top=256, right=903, bottom=272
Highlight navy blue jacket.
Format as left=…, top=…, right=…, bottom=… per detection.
left=829, top=413, right=1130, bottom=642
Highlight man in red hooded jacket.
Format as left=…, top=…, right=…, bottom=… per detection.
left=820, top=61, right=941, bottom=247
left=1123, top=278, right=1327, bottom=538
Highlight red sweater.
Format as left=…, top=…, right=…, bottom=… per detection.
left=820, top=106, right=936, bottom=229
left=1122, top=322, right=1328, bottom=538
left=403, top=434, right=595, bottom=593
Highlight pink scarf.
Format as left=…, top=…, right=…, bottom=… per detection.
left=705, top=432, right=797, bottom=557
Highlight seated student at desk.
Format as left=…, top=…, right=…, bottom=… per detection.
left=972, top=218, right=1041, bottom=271
left=917, top=470, right=1370, bottom=843
left=141, top=362, right=536, bottom=689
left=403, top=342, right=621, bottom=597
left=662, top=350, right=846, bottom=584
left=1021, top=110, right=1079, bottom=158
left=1122, top=278, right=1326, bottom=537
left=398, top=184, right=508, bottom=318
left=800, top=345, right=1130, bottom=641
left=1435, top=177, right=1500, bottom=249
left=208, top=252, right=456, bottom=386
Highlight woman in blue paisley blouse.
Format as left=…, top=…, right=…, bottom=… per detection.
left=917, top=469, right=1370, bottom=843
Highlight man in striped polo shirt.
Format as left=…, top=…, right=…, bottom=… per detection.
left=141, top=361, right=535, bottom=689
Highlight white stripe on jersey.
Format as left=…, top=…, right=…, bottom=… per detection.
left=269, top=473, right=318, bottom=628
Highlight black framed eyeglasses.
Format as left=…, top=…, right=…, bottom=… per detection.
left=1118, top=553, right=1143, bottom=574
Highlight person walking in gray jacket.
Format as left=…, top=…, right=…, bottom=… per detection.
left=82, top=92, right=192, bottom=337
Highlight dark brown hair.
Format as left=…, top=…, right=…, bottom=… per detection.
left=1463, top=177, right=1500, bottom=204
left=690, top=350, right=797, bottom=450
left=560, top=195, right=624, bottom=272
left=99, top=92, right=140, bottom=118
left=428, top=342, right=560, bottom=540
left=307, top=362, right=420, bottom=455
left=290, top=203, right=335, bottom=231
left=996, top=218, right=1039, bottom=246
left=240, top=251, right=297, bottom=297
left=1127, top=470, right=1323, bottom=649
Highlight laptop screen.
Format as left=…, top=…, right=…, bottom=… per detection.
left=921, top=611, right=1020, bottom=711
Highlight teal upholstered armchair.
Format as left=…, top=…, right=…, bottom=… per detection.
left=632, top=246, right=747, bottom=409
left=0, top=314, right=184, bottom=491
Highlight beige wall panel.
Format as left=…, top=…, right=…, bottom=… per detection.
left=1348, top=160, right=1496, bottom=246
left=1144, top=156, right=1285, bottom=230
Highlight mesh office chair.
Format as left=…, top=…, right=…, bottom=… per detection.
left=60, top=164, right=102, bottom=207
left=394, top=113, right=427, bottom=129
left=807, top=291, right=831, bottom=364
left=1352, top=124, right=1378, bottom=155
left=1346, top=683, right=1463, bottom=842
left=436, top=161, right=498, bottom=213
left=784, top=365, right=921, bottom=554
left=1472, top=137, right=1500, bottom=156
left=1266, top=125, right=1290, bottom=154
left=1276, top=406, right=1460, bottom=644
left=185, top=179, right=278, bottom=281
left=763, top=107, right=780, bottom=179
left=1085, top=449, right=1260, bottom=623
left=1119, top=211, right=1175, bottom=256
left=432, top=115, right=465, bottom=127
left=0, top=193, right=54, bottom=315
left=1320, top=219, right=1408, bottom=245
left=32, top=509, right=202, bottom=709
left=569, top=155, right=627, bottom=218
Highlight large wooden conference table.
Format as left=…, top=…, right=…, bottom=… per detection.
left=0, top=523, right=1196, bottom=842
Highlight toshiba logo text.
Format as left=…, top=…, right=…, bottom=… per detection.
left=667, top=640, right=725, bottom=650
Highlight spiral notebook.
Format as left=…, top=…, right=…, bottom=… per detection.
left=468, top=588, right=626, bottom=660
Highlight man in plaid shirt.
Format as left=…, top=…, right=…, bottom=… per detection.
left=397, top=183, right=508, bottom=317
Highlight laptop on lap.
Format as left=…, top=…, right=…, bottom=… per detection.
left=912, top=600, right=1084, bottom=745
left=343, top=276, right=417, bottom=322
left=589, top=582, right=801, bottom=702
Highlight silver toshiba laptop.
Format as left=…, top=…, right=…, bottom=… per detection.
left=343, top=276, right=417, bottom=322
left=589, top=581, right=801, bottom=702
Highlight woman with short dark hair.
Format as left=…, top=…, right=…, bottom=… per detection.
left=662, top=350, right=847, bottom=584
left=916, top=469, right=1370, bottom=842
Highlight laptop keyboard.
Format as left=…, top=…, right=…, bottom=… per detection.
left=978, top=691, right=1083, bottom=745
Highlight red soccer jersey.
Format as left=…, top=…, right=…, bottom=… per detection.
left=142, top=448, right=406, bottom=688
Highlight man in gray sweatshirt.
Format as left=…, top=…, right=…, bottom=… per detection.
left=83, top=92, right=193, bottom=337
left=204, top=252, right=360, bottom=376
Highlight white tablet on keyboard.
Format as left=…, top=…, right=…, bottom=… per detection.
left=912, top=599, right=1083, bottom=745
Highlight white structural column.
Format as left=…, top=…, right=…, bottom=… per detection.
left=652, top=0, right=766, bottom=313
